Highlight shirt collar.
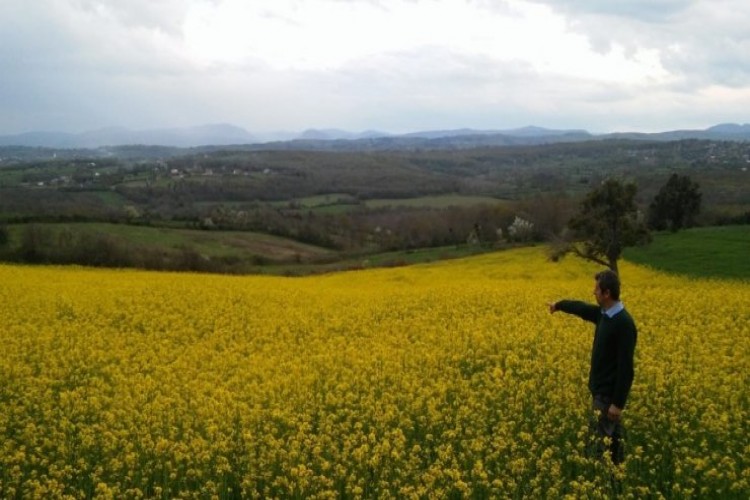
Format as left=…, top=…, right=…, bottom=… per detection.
left=603, top=301, right=624, bottom=318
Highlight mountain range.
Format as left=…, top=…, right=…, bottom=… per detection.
left=1, top=123, right=749, bottom=150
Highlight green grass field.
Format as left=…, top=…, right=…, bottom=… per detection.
left=364, top=194, right=507, bottom=209
left=267, top=194, right=507, bottom=214
left=294, top=193, right=358, bottom=207
left=624, top=225, right=749, bottom=280
left=92, top=190, right=128, bottom=208
left=267, top=194, right=360, bottom=214
left=5, top=222, right=335, bottom=262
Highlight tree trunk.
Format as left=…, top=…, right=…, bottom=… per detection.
left=608, top=257, right=619, bottom=275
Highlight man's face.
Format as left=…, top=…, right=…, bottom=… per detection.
left=593, top=282, right=608, bottom=307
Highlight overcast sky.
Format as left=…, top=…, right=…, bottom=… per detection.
left=2, top=0, right=749, bottom=135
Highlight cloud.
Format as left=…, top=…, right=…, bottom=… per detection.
left=67, top=0, right=191, bottom=35
left=0, top=0, right=749, bottom=135
left=0, top=0, right=197, bottom=132
left=530, top=0, right=750, bottom=88
left=528, top=0, right=694, bottom=22
left=179, top=0, right=669, bottom=86
left=663, top=1, right=750, bottom=88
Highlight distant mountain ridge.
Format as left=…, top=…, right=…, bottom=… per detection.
left=296, top=129, right=388, bottom=141
left=0, top=124, right=254, bottom=149
left=0, top=123, right=748, bottom=149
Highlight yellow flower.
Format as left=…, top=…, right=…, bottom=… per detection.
left=0, top=247, right=748, bottom=498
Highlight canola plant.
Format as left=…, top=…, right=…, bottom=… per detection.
left=1, top=247, right=748, bottom=498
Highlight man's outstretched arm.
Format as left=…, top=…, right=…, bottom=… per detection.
left=548, top=300, right=601, bottom=324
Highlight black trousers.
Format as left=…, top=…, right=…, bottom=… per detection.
left=592, top=394, right=625, bottom=465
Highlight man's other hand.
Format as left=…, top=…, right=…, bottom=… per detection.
left=607, top=404, right=623, bottom=421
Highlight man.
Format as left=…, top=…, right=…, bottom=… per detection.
left=548, top=270, right=637, bottom=465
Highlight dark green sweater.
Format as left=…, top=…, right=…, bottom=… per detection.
left=555, top=300, right=637, bottom=409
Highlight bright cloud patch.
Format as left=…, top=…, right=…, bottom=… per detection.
left=182, top=0, right=669, bottom=85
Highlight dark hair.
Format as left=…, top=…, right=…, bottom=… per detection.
left=595, top=270, right=621, bottom=300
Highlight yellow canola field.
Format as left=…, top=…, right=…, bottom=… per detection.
left=0, top=247, right=748, bottom=499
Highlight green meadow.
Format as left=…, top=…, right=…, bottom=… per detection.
left=624, top=225, right=749, bottom=280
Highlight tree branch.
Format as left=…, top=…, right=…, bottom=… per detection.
left=569, top=244, right=611, bottom=269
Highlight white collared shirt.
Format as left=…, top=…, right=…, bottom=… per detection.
left=603, top=301, right=624, bottom=318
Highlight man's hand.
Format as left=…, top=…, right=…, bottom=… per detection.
left=548, top=303, right=557, bottom=314
left=607, top=404, right=623, bottom=421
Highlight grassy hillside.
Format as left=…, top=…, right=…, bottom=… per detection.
left=2, top=222, right=504, bottom=275
left=7, top=222, right=335, bottom=260
left=4, top=222, right=337, bottom=272
left=624, top=225, right=749, bottom=280
left=363, top=194, right=509, bottom=209
left=266, top=194, right=508, bottom=213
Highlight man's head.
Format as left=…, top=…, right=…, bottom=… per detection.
left=594, top=269, right=620, bottom=308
